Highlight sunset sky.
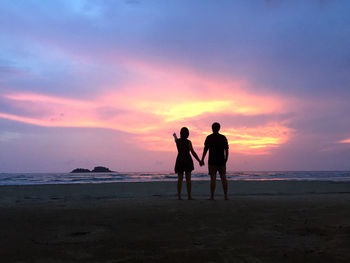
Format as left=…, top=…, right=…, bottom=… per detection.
left=1, top=0, right=350, bottom=172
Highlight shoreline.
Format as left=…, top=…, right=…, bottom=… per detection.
left=1, top=171, right=349, bottom=186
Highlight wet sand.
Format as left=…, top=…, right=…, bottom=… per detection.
left=1, top=181, right=350, bottom=262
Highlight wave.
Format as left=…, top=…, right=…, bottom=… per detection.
left=0, top=171, right=349, bottom=186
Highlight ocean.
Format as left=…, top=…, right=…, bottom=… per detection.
left=0, top=171, right=350, bottom=185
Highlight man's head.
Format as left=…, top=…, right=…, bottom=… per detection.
left=212, top=122, right=221, bottom=133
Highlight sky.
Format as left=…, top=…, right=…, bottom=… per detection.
left=0, top=0, right=350, bottom=172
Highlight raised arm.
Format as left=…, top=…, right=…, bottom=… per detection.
left=189, top=141, right=201, bottom=163
left=173, top=132, right=178, bottom=143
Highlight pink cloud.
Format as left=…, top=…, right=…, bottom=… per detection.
left=0, top=56, right=295, bottom=155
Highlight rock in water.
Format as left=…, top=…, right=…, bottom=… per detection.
left=71, top=168, right=91, bottom=173
left=92, top=166, right=112, bottom=172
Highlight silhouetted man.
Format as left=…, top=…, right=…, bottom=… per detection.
left=201, top=122, right=229, bottom=200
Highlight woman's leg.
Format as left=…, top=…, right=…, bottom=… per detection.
left=185, top=172, right=192, bottom=200
left=177, top=172, right=184, bottom=200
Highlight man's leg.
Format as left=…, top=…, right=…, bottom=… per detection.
left=219, top=167, right=228, bottom=200
left=209, top=165, right=217, bottom=200
left=177, top=172, right=184, bottom=200
left=185, top=172, right=192, bottom=200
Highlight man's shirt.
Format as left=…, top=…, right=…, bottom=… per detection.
left=204, top=133, right=229, bottom=166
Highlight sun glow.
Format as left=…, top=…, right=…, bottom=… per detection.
left=152, top=100, right=232, bottom=121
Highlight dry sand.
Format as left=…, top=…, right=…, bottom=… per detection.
left=1, top=181, right=350, bottom=262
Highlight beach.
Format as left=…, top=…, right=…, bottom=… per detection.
left=1, top=181, right=350, bottom=262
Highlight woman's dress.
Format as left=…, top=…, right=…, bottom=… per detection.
left=174, top=138, right=194, bottom=173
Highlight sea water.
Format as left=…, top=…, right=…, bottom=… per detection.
left=0, top=171, right=350, bottom=185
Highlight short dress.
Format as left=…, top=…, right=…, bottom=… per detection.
left=174, top=138, right=194, bottom=173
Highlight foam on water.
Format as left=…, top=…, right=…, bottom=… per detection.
left=0, top=171, right=350, bottom=185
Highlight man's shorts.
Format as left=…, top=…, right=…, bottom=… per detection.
left=208, top=165, right=226, bottom=176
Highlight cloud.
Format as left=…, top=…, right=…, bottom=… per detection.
left=0, top=55, right=294, bottom=155
left=339, top=139, right=350, bottom=144
left=0, top=131, right=21, bottom=142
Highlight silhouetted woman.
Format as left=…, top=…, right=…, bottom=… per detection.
left=173, top=127, right=202, bottom=200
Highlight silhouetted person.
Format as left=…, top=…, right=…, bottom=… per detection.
left=201, top=122, right=229, bottom=200
left=173, top=127, right=203, bottom=200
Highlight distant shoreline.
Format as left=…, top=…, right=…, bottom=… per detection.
left=70, top=166, right=114, bottom=173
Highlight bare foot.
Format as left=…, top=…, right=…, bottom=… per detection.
left=225, top=196, right=229, bottom=200
left=178, top=197, right=182, bottom=200
left=208, top=197, right=214, bottom=200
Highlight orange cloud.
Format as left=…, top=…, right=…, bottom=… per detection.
left=113, top=57, right=286, bottom=116
left=222, top=124, right=292, bottom=155
left=0, top=56, right=293, bottom=155
left=339, top=138, right=350, bottom=143
left=134, top=122, right=292, bottom=154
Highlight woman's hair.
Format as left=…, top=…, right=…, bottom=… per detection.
left=180, top=127, right=189, bottom=139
